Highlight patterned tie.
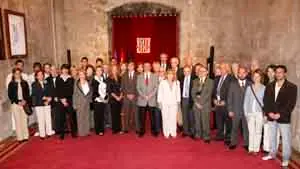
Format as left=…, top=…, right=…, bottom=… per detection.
left=145, top=74, right=149, bottom=86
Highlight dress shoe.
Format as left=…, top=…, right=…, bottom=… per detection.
left=229, top=145, right=237, bottom=150
left=243, top=145, right=249, bottom=151
left=214, top=137, right=224, bottom=141
left=224, top=141, right=231, bottom=146
left=138, top=132, right=144, bottom=138
left=204, top=140, right=210, bottom=144
left=152, top=132, right=159, bottom=137
left=59, top=135, right=64, bottom=140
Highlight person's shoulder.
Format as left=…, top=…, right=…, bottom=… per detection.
left=286, top=80, right=297, bottom=89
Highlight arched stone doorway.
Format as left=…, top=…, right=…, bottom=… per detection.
left=107, top=2, right=180, bottom=63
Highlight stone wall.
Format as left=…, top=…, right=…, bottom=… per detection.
left=0, top=0, right=55, bottom=140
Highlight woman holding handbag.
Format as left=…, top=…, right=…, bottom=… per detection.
left=31, top=70, right=53, bottom=139
left=243, top=69, right=266, bottom=154
left=8, top=68, right=30, bottom=142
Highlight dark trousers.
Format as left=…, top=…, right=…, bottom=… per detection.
left=230, top=114, right=249, bottom=146
left=51, top=101, right=60, bottom=132
left=215, top=106, right=232, bottom=141
left=94, top=102, right=106, bottom=134
left=138, top=106, right=159, bottom=134
left=105, top=104, right=112, bottom=127
left=154, top=107, right=162, bottom=132
left=57, top=102, right=77, bottom=137
left=181, top=98, right=194, bottom=135
left=110, top=101, right=121, bottom=133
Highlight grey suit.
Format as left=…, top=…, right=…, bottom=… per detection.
left=121, top=71, right=138, bottom=131
left=227, top=78, right=251, bottom=146
left=136, top=73, right=159, bottom=134
left=191, top=77, right=214, bottom=140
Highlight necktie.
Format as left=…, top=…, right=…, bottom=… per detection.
left=145, top=74, right=149, bottom=86
left=183, top=77, right=189, bottom=98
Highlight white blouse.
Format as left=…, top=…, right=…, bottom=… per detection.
left=81, top=81, right=90, bottom=95
left=157, top=80, right=181, bottom=105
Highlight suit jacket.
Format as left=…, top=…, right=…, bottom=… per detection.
left=227, top=78, right=251, bottom=116
left=31, top=80, right=51, bottom=106
left=46, top=76, right=59, bottom=103
left=121, top=71, right=137, bottom=96
left=107, top=77, right=122, bottom=104
left=191, top=77, right=214, bottom=113
left=136, top=72, right=159, bottom=107
left=263, top=80, right=297, bottom=123
left=180, top=75, right=194, bottom=108
left=73, top=80, right=93, bottom=112
left=8, top=80, right=30, bottom=104
left=213, top=75, right=232, bottom=105
left=56, top=75, right=74, bottom=103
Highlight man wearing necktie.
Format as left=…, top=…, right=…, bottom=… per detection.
left=191, top=65, right=214, bottom=143
left=136, top=62, right=159, bottom=137
left=160, top=53, right=169, bottom=71
left=227, top=66, right=251, bottom=150
left=212, top=63, right=232, bottom=144
left=121, top=62, right=137, bottom=133
left=180, top=66, right=194, bottom=137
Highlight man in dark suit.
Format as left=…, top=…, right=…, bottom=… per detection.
left=170, top=57, right=183, bottom=81
left=191, top=65, right=214, bottom=143
left=227, top=66, right=251, bottom=150
left=46, top=65, right=60, bottom=133
left=180, top=66, right=194, bottom=137
left=213, top=63, right=232, bottom=144
left=121, top=62, right=138, bottom=133
left=262, top=65, right=297, bottom=168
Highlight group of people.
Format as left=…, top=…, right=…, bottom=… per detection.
left=6, top=53, right=297, bottom=168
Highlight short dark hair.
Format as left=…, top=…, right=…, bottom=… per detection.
left=12, top=68, right=23, bottom=81
left=61, top=64, right=70, bottom=70
left=15, top=59, right=24, bottom=65
left=33, top=62, right=42, bottom=69
left=266, top=64, right=276, bottom=72
left=81, top=57, right=88, bottom=62
left=276, top=65, right=287, bottom=73
left=96, top=58, right=103, bottom=63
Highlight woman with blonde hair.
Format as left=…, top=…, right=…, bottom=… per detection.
left=157, top=69, right=181, bottom=138
left=73, top=69, right=93, bottom=136
left=108, top=65, right=123, bottom=134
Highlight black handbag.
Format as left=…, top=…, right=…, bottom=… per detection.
left=23, top=104, right=33, bottom=116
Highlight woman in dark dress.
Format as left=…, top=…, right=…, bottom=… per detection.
left=108, top=65, right=123, bottom=134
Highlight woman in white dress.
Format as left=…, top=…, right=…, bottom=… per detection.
left=157, top=70, right=181, bottom=138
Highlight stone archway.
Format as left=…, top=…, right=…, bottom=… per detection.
left=106, top=2, right=180, bottom=60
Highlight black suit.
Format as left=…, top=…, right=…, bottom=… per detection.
left=180, top=75, right=194, bottom=135
left=46, top=76, right=59, bottom=132
left=213, top=75, right=233, bottom=141
left=56, top=76, right=77, bottom=138
left=264, top=80, right=297, bottom=124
